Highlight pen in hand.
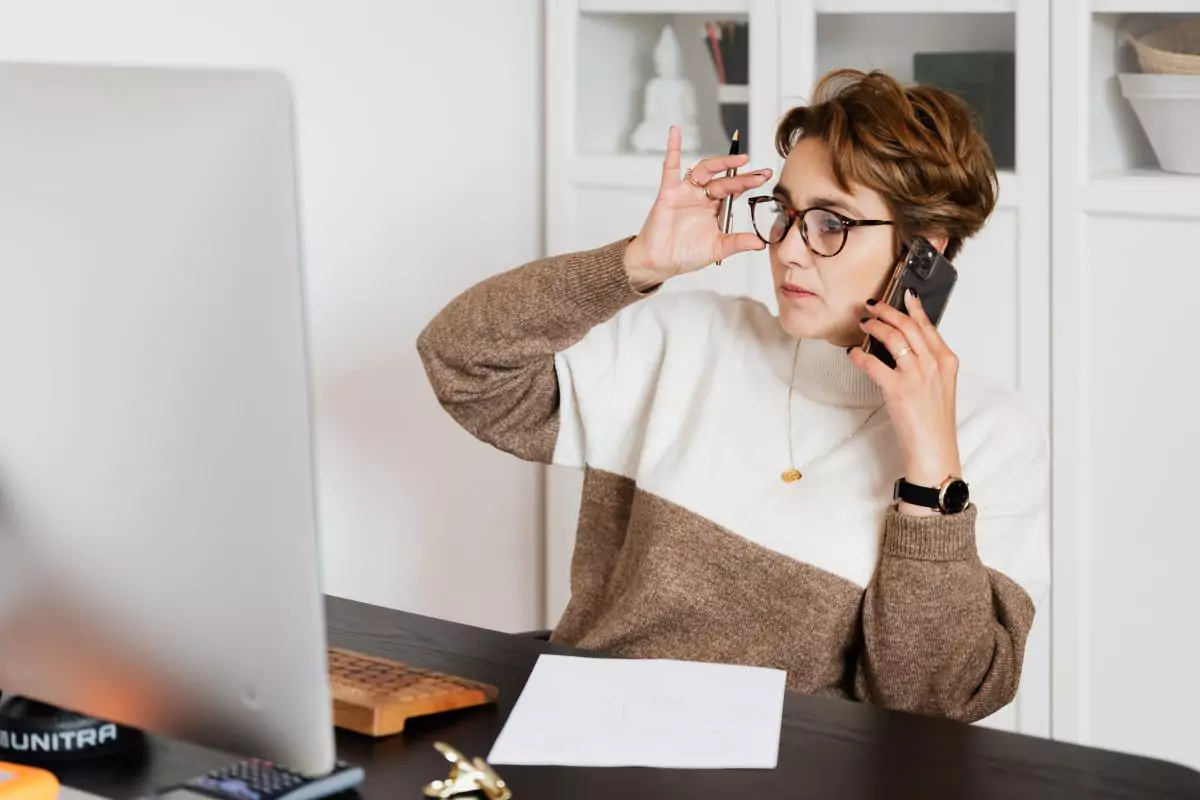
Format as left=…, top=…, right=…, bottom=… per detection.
left=716, top=129, right=739, bottom=266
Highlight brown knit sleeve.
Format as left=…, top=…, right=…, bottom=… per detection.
left=416, top=237, right=651, bottom=464
left=852, top=504, right=1036, bottom=722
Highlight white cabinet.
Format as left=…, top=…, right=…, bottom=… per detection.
left=1051, top=0, right=1200, bottom=771
left=544, top=0, right=1052, bottom=740
left=544, top=0, right=1200, bottom=768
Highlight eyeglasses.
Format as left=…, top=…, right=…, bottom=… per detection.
left=747, top=196, right=894, bottom=257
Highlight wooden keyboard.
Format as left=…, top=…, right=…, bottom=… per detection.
left=327, top=647, right=498, bottom=737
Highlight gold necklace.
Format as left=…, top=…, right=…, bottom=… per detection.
left=781, top=339, right=886, bottom=483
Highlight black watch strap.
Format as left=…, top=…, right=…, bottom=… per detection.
left=894, top=478, right=942, bottom=509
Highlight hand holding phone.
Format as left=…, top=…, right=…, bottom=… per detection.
left=861, top=236, right=958, bottom=369
left=852, top=236, right=965, bottom=501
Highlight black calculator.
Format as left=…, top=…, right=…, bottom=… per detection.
left=153, top=758, right=364, bottom=800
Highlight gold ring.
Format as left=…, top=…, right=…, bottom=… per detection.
left=704, top=186, right=715, bottom=201
left=895, top=346, right=912, bottom=359
left=685, top=167, right=704, bottom=188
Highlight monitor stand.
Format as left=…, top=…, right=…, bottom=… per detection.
left=0, top=693, right=145, bottom=765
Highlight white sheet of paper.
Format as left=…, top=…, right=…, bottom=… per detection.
left=487, top=654, right=786, bottom=769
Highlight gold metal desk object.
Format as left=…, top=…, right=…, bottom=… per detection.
left=421, top=741, right=512, bottom=800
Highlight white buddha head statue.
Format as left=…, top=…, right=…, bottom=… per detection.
left=652, top=24, right=683, bottom=81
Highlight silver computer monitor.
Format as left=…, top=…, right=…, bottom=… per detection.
left=0, top=61, right=335, bottom=776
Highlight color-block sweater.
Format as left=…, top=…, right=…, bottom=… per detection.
left=416, top=237, right=1050, bottom=723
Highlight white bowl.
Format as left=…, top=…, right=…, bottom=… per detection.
left=1119, top=73, right=1200, bottom=174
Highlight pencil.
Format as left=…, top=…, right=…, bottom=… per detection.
left=716, top=129, right=740, bottom=266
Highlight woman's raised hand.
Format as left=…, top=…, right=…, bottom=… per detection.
left=623, top=126, right=773, bottom=291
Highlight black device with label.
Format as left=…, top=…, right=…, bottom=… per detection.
left=151, top=758, right=364, bottom=800
left=862, top=235, right=958, bottom=370
left=0, top=694, right=144, bottom=764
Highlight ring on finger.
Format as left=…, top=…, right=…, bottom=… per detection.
left=684, top=167, right=705, bottom=188
left=704, top=185, right=715, bottom=201
left=895, top=346, right=913, bottom=359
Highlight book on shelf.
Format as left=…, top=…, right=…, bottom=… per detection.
left=703, top=20, right=749, bottom=144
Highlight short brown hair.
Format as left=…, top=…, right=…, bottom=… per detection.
left=774, top=68, right=997, bottom=261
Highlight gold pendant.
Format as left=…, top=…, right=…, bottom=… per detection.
left=781, top=468, right=802, bottom=483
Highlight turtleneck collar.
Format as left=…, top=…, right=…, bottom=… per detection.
left=788, top=337, right=885, bottom=408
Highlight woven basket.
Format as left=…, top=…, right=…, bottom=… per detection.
left=1129, top=18, right=1200, bottom=75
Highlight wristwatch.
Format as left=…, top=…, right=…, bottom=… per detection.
left=893, top=475, right=970, bottom=514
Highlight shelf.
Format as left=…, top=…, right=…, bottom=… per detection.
left=815, top=13, right=1017, bottom=84
left=1086, top=13, right=1199, bottom=175
left=1083, top=171, right=1200, bottom=217
left=577, top=11, right=750, bottom=158
left=1092, top=0, right=1200, bottom=12
left=812, top=13, right=1016, bottom=170
left=580, top=0, right=748, bottom=12
left=815, top=0, right=1014, bottom=12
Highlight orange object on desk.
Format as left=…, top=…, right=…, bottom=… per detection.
left=0, top=763, right=58, bottom=800
left=327, top=647, right=498, bottom=737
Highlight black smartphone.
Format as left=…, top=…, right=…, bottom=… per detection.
left=862, top=235, right=958, bottom=369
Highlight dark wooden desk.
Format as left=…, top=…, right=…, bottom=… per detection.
left=58, top=596, right=1200, bottom=800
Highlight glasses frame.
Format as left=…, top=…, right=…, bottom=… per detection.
left=747, top=195, right=894, bottom=258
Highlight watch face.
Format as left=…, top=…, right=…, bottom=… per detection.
left=942, top=480, right=970, bottom=513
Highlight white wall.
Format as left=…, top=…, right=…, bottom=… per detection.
left=0, top=1, right=546, bottom=632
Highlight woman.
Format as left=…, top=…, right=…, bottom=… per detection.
left=417, top=69, right=1049, bottom=723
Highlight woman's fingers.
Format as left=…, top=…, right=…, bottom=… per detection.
left=687, top=153, right=751, bottom=185
left=714, top=232, right=767, bottom=262
left=864, top=299, right=933, bottom=363
left=904, top=291, right=960, bottom=374
left=659, top=126, right=683, bottom=193
left=703, top=169, right=773, bottom=200
left=859, top=318, right=913, bottom=370
left=903, top=290, right=948, bottom=354
left=848, top=345, right=899, bottom=393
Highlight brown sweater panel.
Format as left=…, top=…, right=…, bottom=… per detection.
left=415, top=237, right=641, bottom=463
left=551, top=469, right=1034, bottom=722
left=550, top=468, right=865, bottom=700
